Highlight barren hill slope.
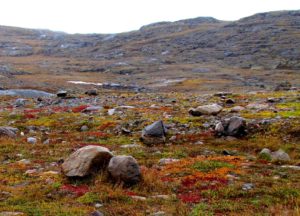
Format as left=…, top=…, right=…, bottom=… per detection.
left=0, top=10, right=299, bottom=92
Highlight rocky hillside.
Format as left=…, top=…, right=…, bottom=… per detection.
left=0, top=10, right=299, bottom=91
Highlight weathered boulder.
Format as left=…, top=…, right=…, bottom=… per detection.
left=62, top=145, right=113, bottom=177
left=141, top=120, right=167, bottom=145
left=0, top=127, right=19, bottom=138
left=189, top=104, right=223, bottom=116
left=108, top=155, right=141, bottom=185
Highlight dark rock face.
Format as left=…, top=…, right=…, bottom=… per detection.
left=85, top=90, right=98, bottom=96
left=215, top=116, right=247, bottom=137
left=108, top=155, right=141, bottom=185
left=141, top=120, right=167, bottom=145
left=142, top=120, right=167, bottom=137
left=57, top=90, right=68, bottom=98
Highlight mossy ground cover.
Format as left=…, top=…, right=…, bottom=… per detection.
left=0, top=90, right=299, bottom=215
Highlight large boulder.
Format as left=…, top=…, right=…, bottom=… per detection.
left=0, top=127, right=19, bottom=138
left=62, top=145, right=113, bottom=177
left=189, top=104, right=223, bottom=116
left=108, top=155, right=141, bottom=185
left=141, top=120, right=167, bottom=145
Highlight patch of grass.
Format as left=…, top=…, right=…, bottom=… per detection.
left=190, top=203, right=213, bottom=216
left=192, top=160, right=234, bottom=172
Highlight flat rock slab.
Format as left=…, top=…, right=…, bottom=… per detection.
left=0, top=89, right=54, bottom=98
left=62, top=145, right=113, bottom=177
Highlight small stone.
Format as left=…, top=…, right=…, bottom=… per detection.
left=225, top=98, right=235, bottom=104
left=152, top=211, right=165, bottom=216
left=27, top=137, right=37, bottom=144
left=131, top=195, right=147, bottom=201
left=108, top=109, right=115, bottom=116
left=215, top=122, right=224, bottom=133
left=95, top=203, right=103, bottom=208
left=158, top=158, right=179, bottom=166
left=230, top=106, right=245, bottom=113
left=25, top=169, right=38, bottom=175
left=281, top=165, right=300, bottom=170
left=57, top=90, right=67, bottom=98
left=85, top=89, right=98, bottom=96
left=150, top=194, right=174, bottom=200
left=120, top=144, right=142, bottom=149
left=193, top=141, right=204, bottom=145
left=81, top=125, right=89, bottom=132
left=17, top=159, right=31, bottom=165
left=43, top=139, right=50, bottom=145
left=90, top=211, right=104, bottom=216
left=0, top=212, right=25, bottom=216
left=242, top=183, right=254, bottom=191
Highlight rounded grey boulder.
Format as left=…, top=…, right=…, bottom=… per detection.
left=108, top=155, right=141, bottom=185
left=62, top=145, right=113, bottom=177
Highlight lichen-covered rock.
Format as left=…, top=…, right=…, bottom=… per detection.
left=62, top=145, right=113, bottom=177
left=108, top=155, right=141, bottom=185
left=189, top=104, right=223, bottom=116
